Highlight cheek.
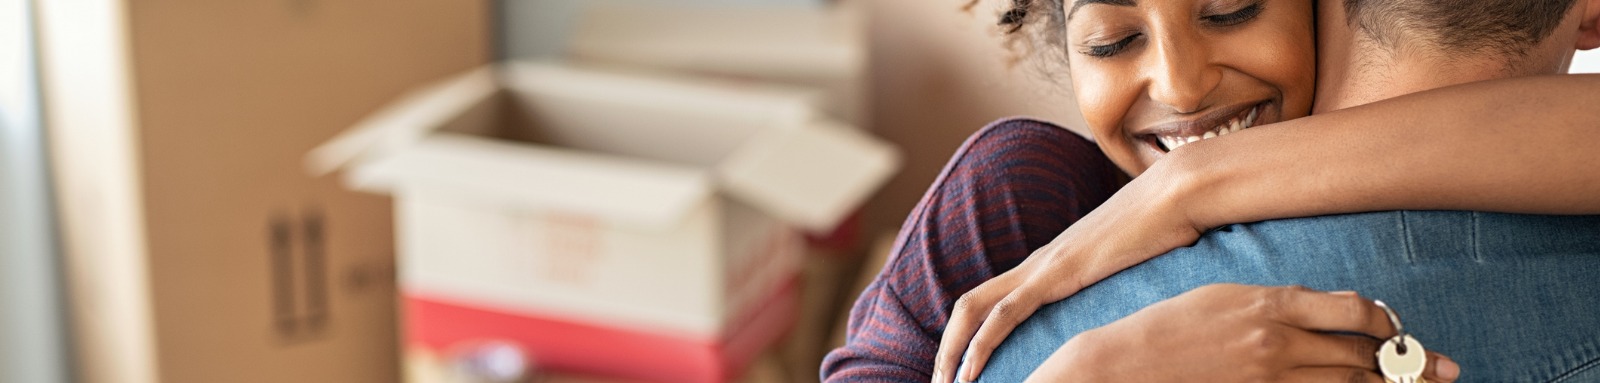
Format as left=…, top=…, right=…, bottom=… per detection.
left=1229, top=17, right=1318, bottom=117
left=1270, top=36, right=1317, bottom=117
left=1069, top=64, right=1145, bottom=163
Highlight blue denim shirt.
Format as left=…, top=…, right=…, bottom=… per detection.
left=976, top=211, right=1600, bottom=383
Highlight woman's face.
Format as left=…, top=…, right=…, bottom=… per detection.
left=1065, top=0, right=1316, bottom=175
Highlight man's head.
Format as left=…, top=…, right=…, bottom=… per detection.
left=1346, top=0, right=1578, bottom=63
left=1317, top=0, right=1600, bottom=111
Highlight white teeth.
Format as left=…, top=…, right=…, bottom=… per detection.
left=1158, top=105, right=1263, bottom=152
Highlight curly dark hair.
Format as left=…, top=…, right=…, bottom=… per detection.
left=964, top=0, right=1068, bottom=69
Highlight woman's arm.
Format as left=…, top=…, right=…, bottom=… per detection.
left=932, top=74, right=1600, bottom=383
left=1174, top=73, right=1600, bottom=230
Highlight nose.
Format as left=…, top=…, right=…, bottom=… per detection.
left=1144, top=29, right=1220, bottom=114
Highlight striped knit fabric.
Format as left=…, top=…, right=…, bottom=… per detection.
left=821, top=118, right=1124, bottom=382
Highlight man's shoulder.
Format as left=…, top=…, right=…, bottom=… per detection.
left=1198, top=211, right=1600, bottom=259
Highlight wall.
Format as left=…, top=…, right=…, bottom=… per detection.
left=0, top=0, right=70, bottom=381
left=859, top=0, right=1088, bottom=233
left=1572, top=49, right=1600, bottom=73
left=499, top=0, right=828, bottom=59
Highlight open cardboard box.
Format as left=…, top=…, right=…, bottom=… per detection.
left=308, top=61, right=900, bottom=339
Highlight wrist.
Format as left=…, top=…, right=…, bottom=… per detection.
left=1147, top=148, right=1219, bottom=232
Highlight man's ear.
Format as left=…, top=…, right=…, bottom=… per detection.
left=1578, top=0, right=1600, bottom=50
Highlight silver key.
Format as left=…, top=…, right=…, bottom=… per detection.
left=1377, top=334, right=1427, bottom=383
left=1373, top=300, right=1427, bottom=383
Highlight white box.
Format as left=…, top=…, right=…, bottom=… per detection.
left=310, top=61, right=900, bottom=338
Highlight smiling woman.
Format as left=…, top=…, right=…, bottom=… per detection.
left=983, top=0, right=1316, bottom=175
left=826, top=0, right=1600, bottom=381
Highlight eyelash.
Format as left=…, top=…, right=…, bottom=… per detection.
left=1083, top=34, right=1139, bottom=58
left=1078, top=2, right=1265, bottom=58
left=1204, top=2, right=1263, bottom=26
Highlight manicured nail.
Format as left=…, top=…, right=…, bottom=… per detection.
left=1438, top=357, right=1460, bottom=380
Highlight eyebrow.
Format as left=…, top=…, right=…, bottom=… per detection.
left=1068, top=0, right=1136, bottom=20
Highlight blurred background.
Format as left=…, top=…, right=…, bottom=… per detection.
left=2, top=1, right=1598, bottom=383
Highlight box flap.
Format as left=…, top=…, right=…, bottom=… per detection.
left=498, top=62, right=822, bottom=168
left=354, top=133, right=714, bottom=228
left=305, top=66, right=499, bottom=177
left=717, top=119, right=900, bottom=232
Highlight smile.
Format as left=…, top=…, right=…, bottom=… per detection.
left=1156, top=103, right=1263, bottom=151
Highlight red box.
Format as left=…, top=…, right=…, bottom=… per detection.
left=405, top=277, right=800, bottom=383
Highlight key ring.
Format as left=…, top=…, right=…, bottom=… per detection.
left=1373, top=300, right=1408, bottom=352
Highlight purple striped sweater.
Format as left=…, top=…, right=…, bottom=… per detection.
left=821, top=118, right=1124, bottom=382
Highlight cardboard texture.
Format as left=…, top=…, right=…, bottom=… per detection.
left=314, top=61, right=899, bottom=339
left=37, top=1, right=489, bottom=382
left=312, top=61, right=898, bottom=382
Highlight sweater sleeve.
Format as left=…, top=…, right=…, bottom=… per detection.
left=821, top=118, right=1123, bottom=382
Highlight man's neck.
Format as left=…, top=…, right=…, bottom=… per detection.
left=1313, top=1, right=1511, bottom=113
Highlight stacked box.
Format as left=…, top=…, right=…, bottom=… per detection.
left=38, top=1, right=488, bottom=382
left=311, top=62, right=899, bottom=382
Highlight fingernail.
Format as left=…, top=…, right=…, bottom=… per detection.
left=1438, top=357, right=1460, bottom=380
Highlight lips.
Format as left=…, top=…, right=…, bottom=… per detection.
left=1142, top=102, right=1269, bottom=152
left=1157, top=104, right=1259, bottom=151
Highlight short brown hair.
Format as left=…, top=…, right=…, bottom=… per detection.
left=1346, top=0, right=1576, bottom=57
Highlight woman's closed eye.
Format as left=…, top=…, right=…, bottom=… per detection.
left=1077, top=1, right=1264, bottom=59
left=1203, top=2, right=1264, bottom=27
left=1082, top=34, right=1141, bottom=58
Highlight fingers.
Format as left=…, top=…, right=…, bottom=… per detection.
left=1267, top=354, right=1459, bottom=381
left=1280, top=330, right=1381, bottom=370
left=934, top=275, right=1018, bottom=383
left=1423, top=352, right=1461, bottom=383
left=1267, top=288, right=1462, bottom=383
left=957, top=288, right=1045, bottom=382
left=1280, top=367, right=1385, bottom=383
left=1269, top=288, right=1397, bottom=340
left=1280, top=355, right=1458, bottom=383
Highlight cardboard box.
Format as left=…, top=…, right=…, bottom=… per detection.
left=36, top=1, right=489, bottom=382
left=404, top=328, right=797, bottom=383
left=406, top=278, right=801, bottom=383
left=310, top=61, right=900, bottom=338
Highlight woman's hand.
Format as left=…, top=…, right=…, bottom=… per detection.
left=1027, top=284, right=1460, bottom=383
left=931, top=159, right=1213, bottom=383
